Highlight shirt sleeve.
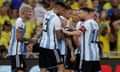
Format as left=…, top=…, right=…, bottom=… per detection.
left=15, top=19, right=24, bottom=30
left=79, top=21, right=89, bottom=32
left=76, top=21, right=82, bottom=30
left=54, top=16, right=62, bottom=30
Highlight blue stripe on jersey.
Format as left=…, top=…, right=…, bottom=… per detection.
left=9, top=25, right=16, bottom=55
left=53, top=27, right=56, bottom=49
left=83, top=32, right=85, bottom=59
left=57, top=40, right=62, bottom=52
left=88, top=22, right=94, bottom=60
left=46, top=15, right=55, bottom=49
left=20, top=24, right=26, bottom=53
left=20, top=42, right=23, bottom=53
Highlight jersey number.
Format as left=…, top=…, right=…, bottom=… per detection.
left=91, top=29, right=99, bottom=43
left=43, top=18, right=49, bottom=32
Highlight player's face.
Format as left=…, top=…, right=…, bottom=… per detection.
left=58, top=7, right=65, bottom=15
left=79, top=10, right=86, bottom=20
left=72, top=11, right=80, bottom=22
left=25, top=9, right=33, bottom=19
left=64, top=9, right=72, bottom=18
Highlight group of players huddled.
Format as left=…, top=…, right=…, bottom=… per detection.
left=8, top=2, right=101, bottom=72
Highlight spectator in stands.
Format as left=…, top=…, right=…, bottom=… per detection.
left=10, top=0, right=23, bottom=10
left=3, top=0, right=10, bottom=7
left=0, top=30, right=8, bottom=50
left=107, top=0, right=120, bottom=51
left=10, top=0, right=23, bottom=25
left=1, top=20, right=11, bottom=50
left=70, top=0, right=79, bottom=10
left=0, top=0, right=4, bottom=7
left=103, top=0, right=120, bottom=11
left=92, top=0, right=99, bottom=12
left=113, top=20, right=120, bottom=53
left=0, top=5, right=10, bottom=26
left=99, top=11, right=111, bottom=56
left=99, top=24, right=110, bottom=57
left=97, top=0, right=107, bottom=13
left=78, top=0, right=87, bottom=8
left=44, top=0, right=55, bottom=10
left=86, top=0, right=93, bottom=8
left=0, top=45, right=7, bottom=59
left=34, top=1, right=47, bottom=26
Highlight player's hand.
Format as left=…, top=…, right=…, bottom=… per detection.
left=70, top=54, right=76, bottom=62
left=62, top=28, right=66, bottom=33
left=31, top=38, right=38, bottom=44
left=61, top=19, right=67, bottom=27
left=70, top=51, right=76, bottom=62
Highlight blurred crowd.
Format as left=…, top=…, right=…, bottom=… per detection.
left=0, top=0, right=120, bottom=59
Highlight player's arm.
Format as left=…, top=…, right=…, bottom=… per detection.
left=56, top=30, right=64, bottom=40
left=62, top=24, right=87, bottom=36
left=62, top=28, right=82, bottom=36
left=55, top=17, right=65, bottom=40
left=65, top=38, right=75, bottom=57
left=16, top=21, right=30, bottom=42
left=73, top=35, right=81, bottom=49
left=113, top=20, right=120, bottom=30
left=30, top=28, right=42, bottom=44
left=27, top=28, right=42, bottom=51
left=16, top=27, right=29, bottom=42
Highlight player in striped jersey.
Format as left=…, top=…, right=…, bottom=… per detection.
left=8, top=5, right=32, bottom=72
left=27, top=2, right=66, bottom=72
left=40, top=2, right=67, bottom=72
left=79, top=8, right=101, bottom=72
left=62, top=8, right=101, bottom=72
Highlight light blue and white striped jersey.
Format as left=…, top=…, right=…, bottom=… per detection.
left=74, top=21, right=83, bottom=55
left=57, top=16, right=69, bottom=55
left=80, top=19, right=100, bottom=61
left=57, top=39, right=66, bottom=55
left=39, top=10, right=61, bottom=49
left=8, top=17, right=26, bottom=56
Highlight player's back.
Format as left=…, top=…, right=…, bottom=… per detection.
left=40, top=10, right=61, bottom=50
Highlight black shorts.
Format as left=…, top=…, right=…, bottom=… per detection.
left=58, top=55, right=66, bottom=64
left=9, top=55, right=26, bottom=71
left=65, top=53, right=80, bottom=70
left=81, top=60, right=101, bottom=72
left=39, top=47, right=62, bottom=69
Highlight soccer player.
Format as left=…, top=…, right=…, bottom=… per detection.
left=39, top=2, right=67, bottom=72
left=8, top=5, right=32, bottom=72
left=63, top=10, right=81, bottom=72
left=62, top=8, right=101, bottom=72
left=28, top=2, right=67, bottom=72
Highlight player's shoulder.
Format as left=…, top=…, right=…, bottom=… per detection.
left=76, top=21, right=83, bottom=29
left=16, top=17, right=22, bottom=22
left=77, top=21, right=83, bottom=26
left=85, top=19, right=97, bottom=24
left=15, top=17, right=25, bottom=27
left=15, top=17, right=24, bottom=24
left=46, top=10, right=58, bottom=19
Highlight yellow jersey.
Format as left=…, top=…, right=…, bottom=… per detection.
left=0, top=37, right=8, bottom=49
left=99, top=34, right=110, bottom=53
left=117, top=30, right=120, bottom=52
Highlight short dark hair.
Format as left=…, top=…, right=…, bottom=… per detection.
left=80, top=7, right=94, bottom=13
left=4, top=20, right=11, bottom=26
left=54, top=2, right=66, bottom=8
left=65, top=6, right=72, bottom=10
